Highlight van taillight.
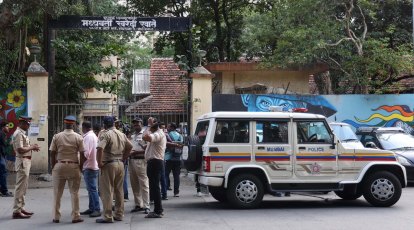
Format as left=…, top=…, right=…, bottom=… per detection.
left=203, top=156, right=211, bottom=172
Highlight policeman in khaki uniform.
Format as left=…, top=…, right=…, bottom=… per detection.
left=12, top=116, right=40, bottom=219
left=49, top=115, right=85, bottom=224
left=129, top=118, right=150, bottom=214
left=96, top=116, right=132, bottom=224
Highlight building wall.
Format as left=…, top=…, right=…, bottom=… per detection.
left=27, top=73, right=49, bottom=172
left=213, top=94, right=414, bottom=134
left=83, top=56, right=118, bottom=117
left=221, top=70, right=312, bottom=94
left=192, top=77, right=212, bottom=133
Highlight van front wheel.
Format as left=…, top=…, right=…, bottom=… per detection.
left=227, top=174, right=264, bottom=209
left=362, top=171, right=402, bottom=207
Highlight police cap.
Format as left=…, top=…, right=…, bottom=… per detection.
left=132, top=117, right=143, bottom=123
left=103, top=116, right=114, bottom=126
left=18, top=116, right=32, bottom=123
left=64, top=115, right=77, bottom=124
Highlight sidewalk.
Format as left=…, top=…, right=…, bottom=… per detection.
left=0, top=173, right=202, bottom=230
left=6, top=172, right=54, bottom=189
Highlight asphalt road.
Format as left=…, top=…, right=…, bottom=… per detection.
left=0, top=175, right=412, bottom=230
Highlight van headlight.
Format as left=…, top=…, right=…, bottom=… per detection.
left=397, top=155, right=413, bottom=166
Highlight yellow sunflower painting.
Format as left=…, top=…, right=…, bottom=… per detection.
left=7, top=89, right=25, bottom=108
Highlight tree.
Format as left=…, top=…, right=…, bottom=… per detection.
left=241, top=0, right=414, bottom=94
left=0, top=0, right=68, bottom=90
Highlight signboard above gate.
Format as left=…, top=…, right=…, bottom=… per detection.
left=48, top=15, right=190, bottom=32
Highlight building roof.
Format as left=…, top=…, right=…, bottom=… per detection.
left=126, top=58, right=188, bottom=114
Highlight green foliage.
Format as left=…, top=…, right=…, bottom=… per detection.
left=241, top=0, right=414, bottom=94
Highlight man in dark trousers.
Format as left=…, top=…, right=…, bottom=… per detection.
left=0, top=120, right=12, bottom=197
left=143, top=122, right=166, bottom=218
left=96, top=116, right=132, bottom=223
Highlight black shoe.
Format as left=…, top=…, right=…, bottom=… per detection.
left=89, top=211, right=101, bottom=217
left=167, top=187, right=172, bottom=191
left=1, top=191, right=13, bottom=197
left=114, top=217, right=122, bottom=221
left=285, top=192, right=291, bottom=197
left=162, top=197, right=168, bottom=200
left=173, top=193, right=179, bottom=197
left=131, top=206, right=144, bottom=213
left=144, top=208, right=150, bottom=214
left=145, top=212, right=163, bottom=218
left=96, top=218, right=114, bottom=223
left=80, top=209, right=93, bottom=215
left=52, top=219, right=59, bottom=223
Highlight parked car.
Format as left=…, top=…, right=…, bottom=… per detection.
left=182, top=112, right=406, bottom=208
left=356, top=127, right=414, bottom=184
left=329, top=122, right=364, bottom=149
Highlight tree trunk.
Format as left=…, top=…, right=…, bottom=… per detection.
left=314, top=71, right=333, bottom=94
left=210, top=0, right=224, bottom=62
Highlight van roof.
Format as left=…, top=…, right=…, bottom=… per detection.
left=197, top=112, right=326, bottom=120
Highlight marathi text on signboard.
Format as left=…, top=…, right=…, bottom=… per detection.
left=48, top=16, right=190, bottom=32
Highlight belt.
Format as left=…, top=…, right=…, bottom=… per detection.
left=131, top=157, right=145, bottom=160
left=18, top=156, right=32, bottom=160
left=58, top=160, right=78, bottom=164
left=103, top=159, right=123, bottom=163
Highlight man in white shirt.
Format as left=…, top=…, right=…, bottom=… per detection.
left=143, top=122, right=166, bottom=218
left=80, top=121, right=101, bottom=218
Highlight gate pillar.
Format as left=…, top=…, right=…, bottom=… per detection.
left=189, top=66, right=215, bottom=134
left=25, top=62, right=49, bottom=173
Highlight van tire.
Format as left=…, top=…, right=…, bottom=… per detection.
left=183, top=135, right=203, bottom=171
left=227, top=174, right=264, bottom=209
left=362, top=171, right=402, bottom=207
left=209, top=186, right=228, bottom=202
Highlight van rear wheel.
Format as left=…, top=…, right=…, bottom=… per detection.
left=227, top=174, right=264, bottom=209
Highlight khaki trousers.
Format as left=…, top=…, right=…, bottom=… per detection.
left=13, top=158, right=31, bottom=213
left=129, top=159, right=150, bottom=209
left=100, top=161, right=124, bottom=221
left=52, top=163, right=81, bottom=220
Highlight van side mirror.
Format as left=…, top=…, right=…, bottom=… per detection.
left=330, top=134, right=336, bottom=149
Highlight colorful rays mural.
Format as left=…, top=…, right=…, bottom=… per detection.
left=343, top=105, right=414, bottom=134
left=0, top=89, right=28, bottom=137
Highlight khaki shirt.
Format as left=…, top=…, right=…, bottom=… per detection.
left=144, top=129, right=166, bottom=161
left=49, top=129, right=84, bottom=162
left=98, top=127, right=132, bottom=161
left=12, top=127, right=31, bottom=157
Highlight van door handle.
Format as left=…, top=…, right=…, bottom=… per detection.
left=299, top=147, right=306, bottom=150
left=257, top=146, right=265, bottom=150
left=209, top=147, right=219, bottom=152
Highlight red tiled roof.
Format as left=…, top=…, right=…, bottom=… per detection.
left=126, top=58, right=188, bottom=114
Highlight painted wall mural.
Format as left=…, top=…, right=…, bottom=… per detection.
left=212, top=94, right=414, bottom=134
left=0, top=89, right=28, bottom=137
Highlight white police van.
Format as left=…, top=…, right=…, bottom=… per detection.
left=182, top=111, right=407, bottom=209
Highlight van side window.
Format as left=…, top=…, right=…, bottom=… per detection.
left=195, top=121, right=209, bottom=145
left=297, top=121, right=332, bottom=144
left=256, top=121, right=288, bottom=143
left=214, top=120, right=249, bottom=143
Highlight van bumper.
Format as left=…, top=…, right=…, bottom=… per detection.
left=199, top=176, right=224, bottom=187
left=188, top=173, right=224, bottom=187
